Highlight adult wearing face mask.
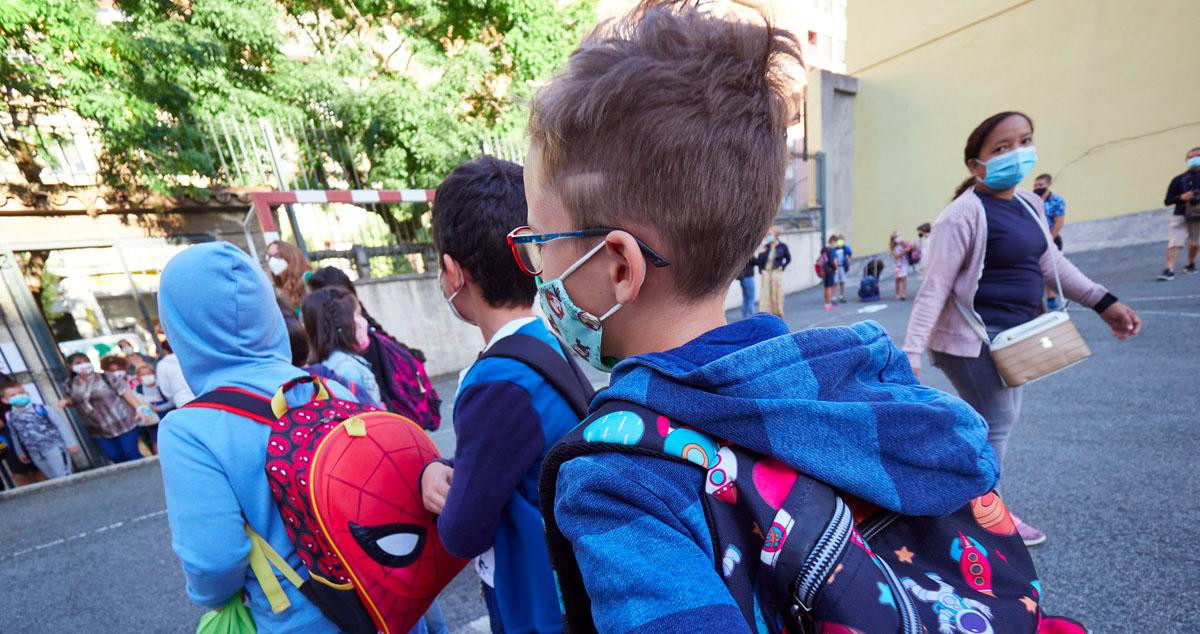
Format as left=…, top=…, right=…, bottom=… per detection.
left=903, top=111, right=1141, bottom=547
left=265, top=240, right=311, bottom=316
left=754, top=225, right=790, bottom=317
left=58, top=353, right=147, bottom=463
left=1158, top=146, right=1200, bottom=280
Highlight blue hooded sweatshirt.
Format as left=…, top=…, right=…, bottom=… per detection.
left=158, top=242, right=354, bottom=633
left=554, top=314, right=997, bottom=633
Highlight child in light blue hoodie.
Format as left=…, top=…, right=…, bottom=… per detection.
left=301, top=287, right=382, bottom=405
left=158, top=242, right=360, bottom=633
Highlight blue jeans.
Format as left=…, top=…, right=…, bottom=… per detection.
left=93, top=428, right=142, bottom=463
left=407, top=599, right=449, bottom=634
left=738, top=276, right=757, bottom=320
left=29, top=447, right=73, bottom=479
left=931, top=337, right=1023, bottom=465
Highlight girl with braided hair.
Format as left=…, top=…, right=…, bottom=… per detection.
left=301, top=287, right=382, bottom=403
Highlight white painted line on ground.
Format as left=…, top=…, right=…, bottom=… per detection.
left=1123, top=294, right=1200, bottom=302
left=465, top=616, right=491, bottom=632
left=857, top=304, right=888, bottom=314
left=0, top=510, right=166, bottom=562
left=1135, top=309, right=1200, bottom=319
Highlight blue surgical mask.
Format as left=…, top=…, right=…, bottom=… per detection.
left=8, top=394, right=31, bottom=408
left=536, top=241, right=621, bottom=372
left=977, top=146, right=1038, bottom=190
left=1188, top=156, right=1200, bottom=169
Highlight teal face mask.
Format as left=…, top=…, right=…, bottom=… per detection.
left=1188, top=156, right=1200, bottom=169
left=977, top=146, right=1038, bottom=190
left=536, top=241, right=621, bottom=372
left=8, top=394, right=31, bottom=408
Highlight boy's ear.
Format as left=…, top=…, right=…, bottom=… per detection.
left=604, top=230, right=648, bottom=306
left=440, top=254, right=476, bottom=292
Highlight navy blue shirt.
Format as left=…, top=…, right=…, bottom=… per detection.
left=973, top=191, right=1047, bottom=332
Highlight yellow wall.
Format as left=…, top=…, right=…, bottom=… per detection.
left=846, top=0, right=1200, bottom=252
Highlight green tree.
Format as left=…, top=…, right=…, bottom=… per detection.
left=0, top=0, right=595, bottom=196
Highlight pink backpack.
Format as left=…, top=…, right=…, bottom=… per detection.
left=373, top=332, right=442, bottom=431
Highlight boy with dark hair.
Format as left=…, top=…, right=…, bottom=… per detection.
left=522, top=3, right=999, bottom=631
left=422, top=155, right=591, bottom=633
left=1034, top=173, right=1066, bottom=306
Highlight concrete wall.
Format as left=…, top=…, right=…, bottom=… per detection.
left=806, top=70, right=860, bottom=242
left=846, top=0, right=1200, bottom=251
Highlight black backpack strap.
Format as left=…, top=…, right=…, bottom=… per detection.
left=538, top=400, right=845, bottom=634
left=183, top=387, right=276, bottom=426
left=479, top=333, right=595, bottom=419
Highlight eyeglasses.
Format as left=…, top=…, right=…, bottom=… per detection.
left=506, top=226, right=670, bottom=277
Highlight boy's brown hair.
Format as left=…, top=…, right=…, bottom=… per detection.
left=529, top=0, right=802, bottom=299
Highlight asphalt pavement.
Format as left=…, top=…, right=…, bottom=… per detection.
left=0, top=240, right=1195, bottom=633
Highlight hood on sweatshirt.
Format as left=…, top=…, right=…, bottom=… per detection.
left=599, top=314, right=998, bottom=516
left=158, top=241, right=306, bottom=397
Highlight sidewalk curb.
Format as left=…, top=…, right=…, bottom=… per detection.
left=0, top=456, right=159, bottom=501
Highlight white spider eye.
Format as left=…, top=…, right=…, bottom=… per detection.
left=376, top=532, right=420, bottom=557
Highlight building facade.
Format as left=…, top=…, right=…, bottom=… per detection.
left=845, top=0, right=1200, bottom=251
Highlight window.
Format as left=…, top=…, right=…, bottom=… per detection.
left=819, top=34, right=832, bottom=63
left=834, top=39, right=846, bottom=66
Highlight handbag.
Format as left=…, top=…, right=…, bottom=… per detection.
left=956, top=193, right=1091, bottom=387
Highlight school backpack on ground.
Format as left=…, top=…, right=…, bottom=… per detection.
left=184, top=376, right=466, bottom=634
left=372, top=332, right=442, bottom=431
left=907, top=243, right=922, bottom=266
left=540, top=400, right=1089, bottom=634
left=859, top=274, right=881, bottom=302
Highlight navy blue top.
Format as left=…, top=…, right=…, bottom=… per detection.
left=973, top=191, right=1047, bottom=332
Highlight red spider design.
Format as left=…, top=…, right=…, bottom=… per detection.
left=310, top=411, right=467, bottom=633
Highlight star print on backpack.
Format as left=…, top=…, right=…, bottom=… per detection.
left=185, top=376, right=466, bottom=633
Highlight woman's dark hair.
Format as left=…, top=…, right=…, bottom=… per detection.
left=277, top=296, right=310, bottom=367
left=953, top=111, right=1034, bottom=199
left=66, top=352, right=89, bottom=368
left=301, top=287, right=361, bottom=365
left=307, top=266, right=426, bottom=363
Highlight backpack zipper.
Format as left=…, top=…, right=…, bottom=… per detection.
left=855, top=511, right=921, bottom=634
left=791, top=496, right=853, bottom=614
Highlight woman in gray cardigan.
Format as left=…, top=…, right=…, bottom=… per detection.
left=903, top=111, right=1141, bottom=546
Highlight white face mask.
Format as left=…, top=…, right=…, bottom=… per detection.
left=267, top=256, right=289, bottom=276
left=72, top=362, right=93, bottom=375
left=141, top=375, right=157, bottom=387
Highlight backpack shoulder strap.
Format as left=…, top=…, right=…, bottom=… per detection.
left=183, top=387, right=276, bottom=426
left=479, top=333, right=595, bottom=419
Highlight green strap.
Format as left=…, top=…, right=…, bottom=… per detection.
left=244, top=525, right=305, bottom=614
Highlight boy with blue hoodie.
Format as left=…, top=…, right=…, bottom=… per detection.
left=158, top=242, right=360, bottom=632
left=420, top=156, right=590, bottom=633
left=523, top=3, right=999, bottom=631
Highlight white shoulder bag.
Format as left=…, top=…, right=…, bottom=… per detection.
left=955, top=194, right=1091, bottom=387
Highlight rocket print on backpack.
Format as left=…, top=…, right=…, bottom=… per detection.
left=185, top=375, right=466, bottom=633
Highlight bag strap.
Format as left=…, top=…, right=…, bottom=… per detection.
left=479, top=333, right=595, bottom=420
left=183, top=387, right=276, bottom=426
left=245, top=525, right=305, bottom=614
left=954, top=190, right=1067, bottom=345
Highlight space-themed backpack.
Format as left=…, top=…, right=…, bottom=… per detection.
left=540, top=400, right=1090, bottom=634
left=184, top=375, right=466, bottom=634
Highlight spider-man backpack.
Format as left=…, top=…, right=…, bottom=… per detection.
left=185, top=376, right=466, bottom=633
left=540, top=401, right=1090, bottom=634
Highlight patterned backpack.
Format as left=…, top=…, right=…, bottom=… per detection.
left=184, top=376, right=466, bottom=633
left=540, top=400, right=1089, bottom=634
left=371, top=332, right=442, bottom=431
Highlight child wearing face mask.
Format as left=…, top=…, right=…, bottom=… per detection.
left=300, top=287, right=382, bottom=404
left=132, top=364, right=172, bottom=454
left=2, top=384, right=79, bottom=479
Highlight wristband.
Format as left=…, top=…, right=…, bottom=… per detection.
left=1092, top=292, right=1118, bottom=315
